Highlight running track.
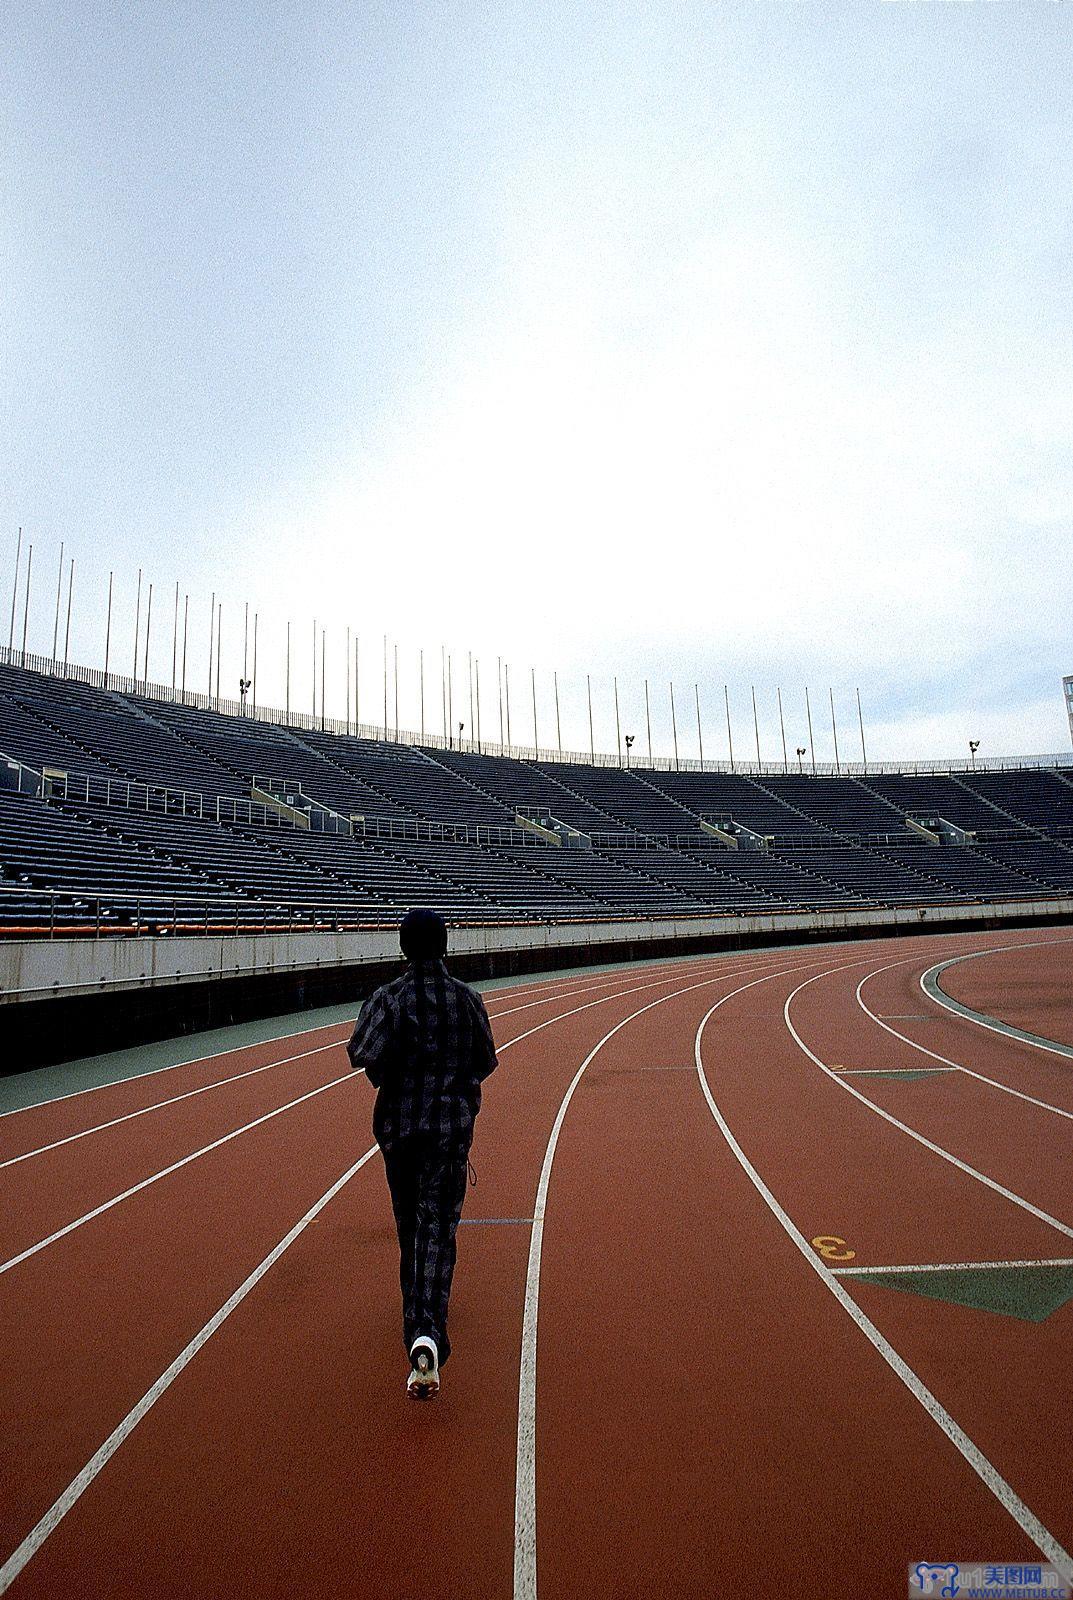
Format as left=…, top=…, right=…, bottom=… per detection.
left=1, top=928, right=1071, bottom=1598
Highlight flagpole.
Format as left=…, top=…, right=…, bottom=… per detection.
left=497, top=656, right=504, bottom=747
left=441, top=645, right=447, bottom=742
left=418, top=646, right=424, bottom=743
left=63, top=559, right=74, bottom=677
left=531, top=666, right=538, bottom=754
left=345, top=627, right=351, bottom=734
left=286, top=620, right=291, bottom=721
left=614, top=676, right=622, bottom=764
left=554, top=670, right=562, bottom=755
left=829, top=687, right=841, bottom=774
left=475, top=657, right=481, bottom=750
left=669, top=682, right=679, bottom=771
left=20, top=542, right=33, bottom=666
left=104, top=570, right=113, bottom=687
left=207, top=591, right=215, bottom=700
left=393, top=641, right=399, bottom=741
left=143, top=582, right=153, bottom=690
left=312, top=620, right=317, bottom=722
left=51, top=541, right=64, bottom=664
left=468, top=651, right=475, bottom=742
left=777, top=687, right=788, bottom=771
left=752, top=685, right=761, bottom=768
left=587, top=674, right=594, bottom=763
left=695, top=683, right=704, bottom=766
left=7, top=527, right=21, bottom=654
left=856, top=687, right=867, bottom=770
left=322, top=627, right=327, bottom=731
left=354, top=635, right=360, bottom=732
left=382, top=634, right=388, bottom=740
left=724, top=684, right=735, bottom=772
left=448, top=653, right=455, bottom=746
left=171, top=583, right=179, bottom=695
left=805, top=687, right=816, bottom=773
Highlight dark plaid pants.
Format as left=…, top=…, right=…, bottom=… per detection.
left=382, top=1131, right=470, bottom=1364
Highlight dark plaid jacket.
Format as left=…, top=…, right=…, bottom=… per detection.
left=347, top=959, right=498, bottom=1149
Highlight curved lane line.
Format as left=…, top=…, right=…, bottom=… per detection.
left=0, top=1073, right=357, bottom=1277
left=921, top=949, right=1073, bottom=1062
left=784, top=967, right=1073, bottom=1240
left=0, top=1143, right=382, bottom=1595
left=0, top=961, right=752, bottom=1584
left=0, top=960, right=726, bottom=1161
left=0, top=960, right=725, bottom=1172
left=0, top=959, right=762, bottom=1278
left=853, top=952, right=1073, bottom=1123
left=0, top=1041, right=346, bottom=1171
left=512, top=950, right=852, bottom=1600
left=693, top=999, right=1073, bottom=1582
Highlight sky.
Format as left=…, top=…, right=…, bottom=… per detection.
left=2, top=1, right=1072, bottom=765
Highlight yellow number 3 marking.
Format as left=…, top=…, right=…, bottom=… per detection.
left=811, top=1235, right=856, bottom=1262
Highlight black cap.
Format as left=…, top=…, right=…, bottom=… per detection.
left=399, top=908, right=448, bottom=962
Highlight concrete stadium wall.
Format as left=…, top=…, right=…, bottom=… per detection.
left=3, top=897, right=1072, bottom=1070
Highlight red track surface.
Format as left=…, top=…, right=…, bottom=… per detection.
left=941, top=938, right=1073, bottom=1048
left=1, top=931, right=1071, bottom=1599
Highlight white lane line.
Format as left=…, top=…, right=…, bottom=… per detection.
left=856, top=961, right=1073, bottom=1123
left=513, top=950, right=843, bottom=1600
left=693, top=1003, right=1073, bottom=1583
left=0, top=1143, right=380, bottom=1596
left=0, top=1016, right=353, bottom=1121
left=784, top=968, right=1073, bottom=1241
left=0, top=958, right=716, bottom=1153
left=833, top=1258, right=1073, bottom=1276
left=0, top=961, right=721, bottom=1170
left=0, top=957, right=753, bottom=1280
left=921, top=952, right=1073, bottom=1062
left=0, top=1041, right=344, bottom=1171
left=489, top=958, right=720, bottom=1021
left=0, top=1073, right=355, bottom=1277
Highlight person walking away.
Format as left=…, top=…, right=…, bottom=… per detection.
left=347, top=908, right=497, bottom=1399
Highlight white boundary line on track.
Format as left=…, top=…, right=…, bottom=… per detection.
left=784, top=966, right=1073, bottom=1242
left=0, top=1015, right=353, bottom=1121
left=0, top=961, right=722, bottom=1170
left=693, top=997, right=1073, bottom=1583
left=0, top=1073, right=356, bottom=1277
left=0, top=1041, right=344, bottom=1171
left=1, top=954, right=784, bottom=1588
left=832, top=1258, right=1073, bottom=1276
left=0, top=1142, right=382, bottom=1596
left=853, top=948, right=1073, bottom=1123
left=920, top=948, right=1073, bottom=1062
left=513, top=950, right=838, bottom=1600
left=0, top=958, right=720, bottom=1144
left=0, top=960, right=742, bottom=1280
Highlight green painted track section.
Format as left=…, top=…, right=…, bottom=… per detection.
left=853, top=1264, right=1073, bottom=1323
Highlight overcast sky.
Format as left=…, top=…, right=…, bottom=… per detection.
left=3, top=2, right=1071, bottom=764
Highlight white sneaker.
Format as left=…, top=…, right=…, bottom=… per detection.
left=407, top=1336, right=440, bottom=1400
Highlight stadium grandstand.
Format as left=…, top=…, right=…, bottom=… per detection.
left=3, top=653, right=1073, bottom=942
